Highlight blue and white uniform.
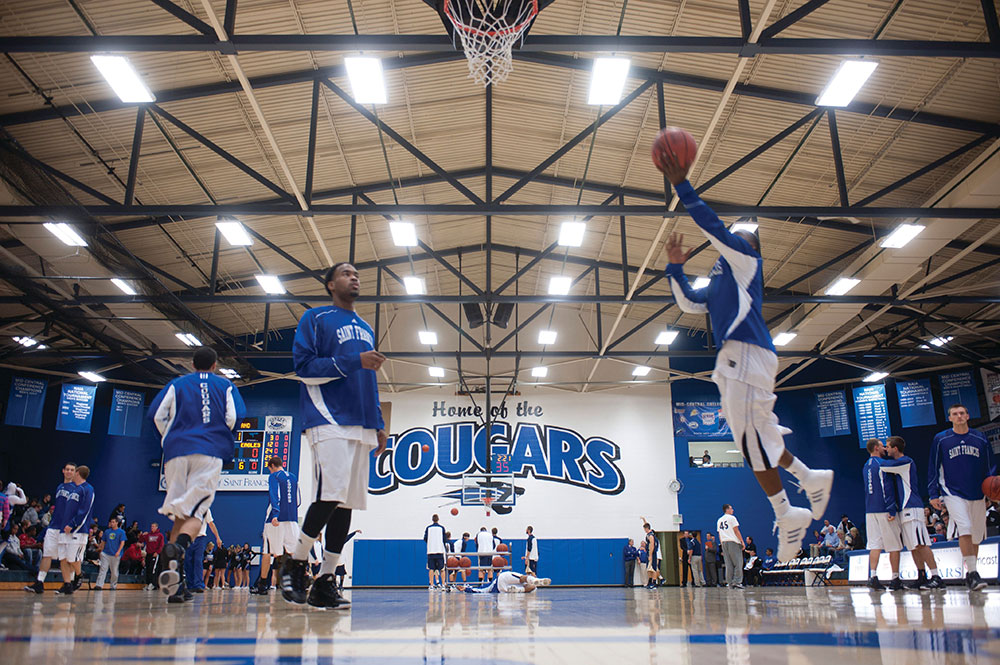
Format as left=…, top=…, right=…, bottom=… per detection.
left=463, top=571, right=528, bottom=594
left=42, top=481, right=78, bottom=559
left=425, top=521, right=446, bottom=571
left=928, top=427, right=996, bottom=544
left=666, top=180, right=788, bottom=471
left=263, top=468, right=300, bottom=556
left=863, top=456, right=902, bottom=552
left=149, top=370, right=246, bottom=521
left=880, top=455, right=932, bottom=550
left=293, top=305, right=385, bottom=508
left=60, top=481, right=95, bottom=563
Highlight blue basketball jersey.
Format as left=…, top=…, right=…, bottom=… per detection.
left=266, top=469, right=299, bottom=523
left=863, top=456, right=898, bottom=515
left=928, top=428, right=996, bottom=501
left=149, top=371, right=246, bottom=463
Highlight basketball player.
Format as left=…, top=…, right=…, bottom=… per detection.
left=281, top=262, right=387, bottom=610
left=149, top=346, right=247, bottom=603
left=56, top=465, right=95, bottom=595
left=424, top=514, right=447, bottom=589
left=879, top=436, right=945, bottom=590
left=23, top=462, right=76, bottom=594
left=523, top=525, right=538, bottom=574
left=657, top=151, right=832, bottom=561
left=252, top=456, right=300, bottom=595
left=863, top=438, right=903, bottom=591
left=461, top=570, right=551, bottom=594
left=475, top=526, right=494, bottom=582
left=928, top=404, right=997, bottom=591
left=640, top=519, right=661, bottom=588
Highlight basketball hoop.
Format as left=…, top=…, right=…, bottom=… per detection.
left=483, top=496, right=493, bottom=516
left=443, top=0, right=539, bottom=86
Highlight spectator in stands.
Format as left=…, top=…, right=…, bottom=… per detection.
left=821, top=525, right=841, bottom=556
left=623, top=538, right=637, bottom=587
left=86, top=527, right=102, bottom=565
left=95, top=517, right=126, bottom=590
left=22, top=500, right=39, bottom=527
left=837, top=514, right=855, bottom=537
left=40, top=493, right=52, bottom=513
left=703, top=533, right=720, bottom=587
left=931, top=522, right=947, bottom=543
left=0, top=490, right=8, bottom=534
left=4, top=523, right=37, bottom=573
left=140, top=522, right=165, bottom=590
left=761, top=548, right=776, bottom=570
left=845, top=526, right=865, bottom=550
left=18, top=524, right=43, bottom=569
left=39, top=505, right=53, bottom=528
left=109, top=504, right=126, bottom=528
left=122, top=540, right=144, bottom=575
left=6, top=482, right=27, bottom=509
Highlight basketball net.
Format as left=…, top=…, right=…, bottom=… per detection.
left=483, top=496, right=493, bottom=516
left=444, top=0, right=539, bottom=86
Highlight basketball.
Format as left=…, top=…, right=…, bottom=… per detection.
left=492, top=555, right=508, bottom=568
left=459, top=556, right=472, bottom=568
left=446, top=556, right=459, bottom=568
left=983, top=476, right=1000, bottom=501
left=496, top=543, right=509, bottom=553
left=651, top=126, right=697, bottom=174
left=421, top=444, right=430, bottom=452
left=450, top=507, right=459, bottom=516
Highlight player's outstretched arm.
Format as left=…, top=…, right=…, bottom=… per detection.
left=665, top=233, right=708, bottom=313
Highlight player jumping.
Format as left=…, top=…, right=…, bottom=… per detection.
left=461, top=570, right=551, bottom=594
left=281, top=262, right=387, bottom=610
left=657, top=149, right=833, bottom=562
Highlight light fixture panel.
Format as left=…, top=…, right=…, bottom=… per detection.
left=558, top=221, right=586, bottom=247
left=588, top=57, right=630, bottom=105
left=531, top=366, right=548, bottom=378
left=816, top=60, right=878, bottom=107
left=90, top=55, right=155, bottom=103
left=255, top=274, right=286, bottom=295
left=548, top=276, right=572, bottom=295
left=403, top=276, right=426, bottom=295
left=537, top=330, right=557, bottom=345
left=655, top=330, right=679, bottom=346
left=344, top=57, right=387, bottom=104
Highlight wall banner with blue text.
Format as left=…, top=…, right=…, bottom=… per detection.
left=108, top=389, right=144, bottom=437
left=4, top=376, right=48, bottom=428
left=816, top=390, right=851, bottom=437
left=672, top=400, right=731, bottom=439
left=853, top=384, right=890, bottom=448
left=896, top=378, right=936, bottom=428
left=56, top=384, right=97, bottom=433
left=937, top=371, right=980, bottom=419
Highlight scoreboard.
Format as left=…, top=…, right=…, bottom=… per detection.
left=158, top=414, right=293, bottom=492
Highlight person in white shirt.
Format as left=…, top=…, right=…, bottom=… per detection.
left=6, top=482, right=27, bottom=507
left=423, top=514, right=446, bottom=589
left=717, top=504, right=746, bottom=589
left=523, top=526, right=539, bottom=575
left=475, top=526, right=494, bottom=582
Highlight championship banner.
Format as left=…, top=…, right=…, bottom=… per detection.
left=56, top=383, right=97, bottom=434
left=895, top=378, right=935, bottom=428
left=938, top=370, right=980, bottom=419
left=852, top=384, right=890, bottom=447
left=816, top=390, right=850, bottom=437
left=982, top=370, right=1000, bottom=421
left=4, top=375, right=47, bottom=428
left=671, top=400, right=731, bottom=439
left=108, top=389, right=144, bottom=437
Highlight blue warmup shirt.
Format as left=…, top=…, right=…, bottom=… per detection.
left=293, top=306, right=385, bottom=431
left=64, top=481, right=95, bottom=534
left=47, top=481, right=81, bottom=532
left=638, top=548, right=649, bottom=565
left=623, top=544, right=638, bottom=561
left=689, top=539, right=702, bottom=556
left=103, top=527, right=126, bottom=556
left=863, top=456, right=897, bottom=515
left=526, top=534, right=535, bottom=556
left=266, top=469, right=299, bottom=523
left=149, top=371, right=246, bottom=463
left=666, top=180, right=774, bottom=352
left=928, top=427, right=997, bottom=501
left=879, top=455, right=924, bottom=511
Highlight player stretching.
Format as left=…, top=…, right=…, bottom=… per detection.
left=282, top=262, right=387, bottom=610
left=928, top=404, right=996, bottom=591
left=150, top=346, right=246, bottom=604
left=879, top=436, right=945, bottom=590
left=658, top=151, right=832, bottom=562
left=251, top=456, right=300, bottom=595
left=462, top=570, right=551, bottom=594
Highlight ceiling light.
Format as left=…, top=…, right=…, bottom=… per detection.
left=772, top=331, right=797, bottom=346
left=219, top=368, right=241, bottom=380
left=929, top=336, right=953, bottom=347
left=403, top=276, right=425, bottom=295
left=428, top=366, right=445, bottom=378
left=531, top=366, right=548, bottom=378
left=418, top=330, right=438, bottom=345
left=78, top=371, right=106, bottom=382
left=13, top=336, right=38, bottom=347
left=389, top=221, right=417, bottom=247
left=90, top=55, right=155, bottom=103
left=731, top=219, right=758, bottom=233
left=44, top=222, right=87, bottom=247
left=110, top=278, right=137, bottom=295
left=863, top=371, right=888, bottom=383
left=879, top=223, right=925, bottom=249
left=254, top=274, right=286, bottom=295
left=538, top=330, right=557, bottom=345
left=175, top=332, right=202, bottom=347
left=588, top=57, right=630, bottom=105
left=548, top=276, right=572, bottom=295
left=215, top=220, right=254, bottom=246
left=344, top=57, right=387, bottom=104
left=655, top=330, right=679, bottom=346
left=815, top=60, right=878, bottom=107
left=632, top=366, right=651, bottom=377
left=826, top=277, right=860, bottom=296
left=558, top=221, right=586, bottom=247
left=692, top=276, right=711, bottom=289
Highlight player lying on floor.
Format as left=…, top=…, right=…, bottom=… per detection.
left=461, top=570, right=551, bottom=593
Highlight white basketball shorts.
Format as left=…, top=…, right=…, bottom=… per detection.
left=42, top=528, right=61, bottom=559
left=306, top=425, right=376, bottom=509
left=865, top=512, right=902, bottom=552
left=58, top=533, right=87, bottom=563
left=159, top=453, right=222, bottom=522
left=942, top=495, right=986, bottom=544
left=900, top=517, right=932, bottom=551
left=263, top=521, right=301, bottom=556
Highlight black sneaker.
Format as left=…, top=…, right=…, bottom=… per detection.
left=280, top=558, right=308, bottom=604
left=167, top=582, right=188, bottom=604
left=966, top=571, right=987, bottom=591
left=906, top=576, right=926, bottom=590
left=24, top=581, right=44, bottom=594
left=158, top=542, right=186, bottom=597
left=72, top=576, right=84, bottom=592
left=925, top=575, right=947, bottom=590
left=868, top=576, right=885, bottom=590
left=55, top=582, right=74, bottom=595
left=888, top=578, right=904, bottom=591
left=307, top=574, right=350, bottom=609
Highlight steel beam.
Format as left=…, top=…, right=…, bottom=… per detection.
left=738, top=0, right=752, bottom=41
left=304, top=79, right=320, bottom=205
left=983, top=0, right=1000, bottom=43
left=148, top=0, right=215, bottom=36
left=123, top=107, right=145, bottom=206
left=224, top=0, right=238, bottom=37
left=758, top=0, right=834, bottom=41
left=0, top=140, right=118, bottom=205
left=827, top=110, right=850, bottom=207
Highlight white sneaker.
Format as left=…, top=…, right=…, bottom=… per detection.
left=799, top=469, right=834, bottom=520
left=534, top=578, right=552, bottom=586
left=774, top=506, right=813, bottom=562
